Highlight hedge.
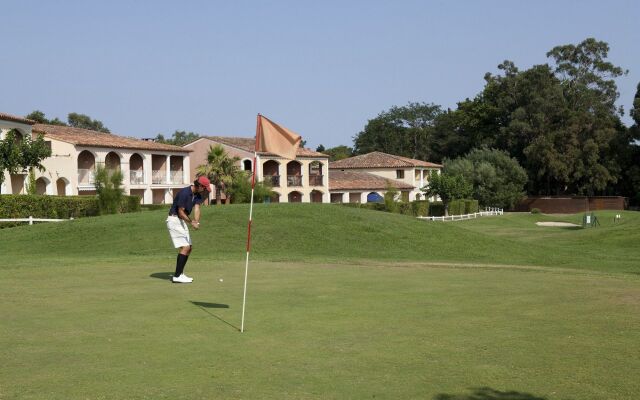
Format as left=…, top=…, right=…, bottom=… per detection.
left=428, top=202, right=445, bottom=217
left=448, top=200, right=465, bottom=216
left=0, top=194, right=141, bottom=220
left=465, top=199, right=479, bottom=214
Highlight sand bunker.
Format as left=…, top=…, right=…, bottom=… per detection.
left=536, top=221, right=580, bottom=227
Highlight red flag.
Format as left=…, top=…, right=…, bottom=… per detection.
left=255, top=115, right=301, bottom=159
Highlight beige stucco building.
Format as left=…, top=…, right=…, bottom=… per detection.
left=3, top=112, right=441, bottom=206
left=0, top=113, right=190, bottom=204
left=184, top=136, right=330, bottom=203
left=328, top=151, right=442, bottom=203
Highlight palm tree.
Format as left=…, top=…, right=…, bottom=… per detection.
left=196, top=145, right=242, bottom=205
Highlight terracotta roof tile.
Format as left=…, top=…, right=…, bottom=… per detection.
left=203, top=136, right=328, bottom=158
left=0, top=113, right=36, bottom=125
left=329, top=170, right=415, bottom=190
left=33, top=124, right=190, bottom=153
left=329, top=151, right=442, bottom=169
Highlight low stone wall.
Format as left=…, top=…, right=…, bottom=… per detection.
left=514, top=196, right=627, bottom=213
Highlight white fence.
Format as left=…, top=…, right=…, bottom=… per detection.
left=0, top=216, right=74, bottom=225
left=417, top=207, right=503, bottom=222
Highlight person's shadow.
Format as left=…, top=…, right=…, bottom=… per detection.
left=149, top=273, right=238, bottom=331
left=150, top=272, right=173, bottom=280
left=433, top=387, right=553, bottom=400
left=189, top=301, right=239, bottom=331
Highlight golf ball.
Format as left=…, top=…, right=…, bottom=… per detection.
left=219, top=278, right=223, bottom=282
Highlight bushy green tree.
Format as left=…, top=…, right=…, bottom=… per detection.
left=25, top=110, right=105, bottom=129
left=154, top=130, right=200, bottom=146
left=0, top=130, right=51, bottom=194
left=67, top=113, right=110, bottom=133
left=383, top=184, right=399, bottom=213
left=196, top=144, right=242, bottom=205
left=225, top=172, right=275, bottom=204
left=353, top=102, right=442, bottom=160
left=445, top=147, right=528, bottom=209
left=319, top=145, right=353, bottom=161
left=94, top=165, right=124, bottom=214
left=422, top=173, right=472, bottom=216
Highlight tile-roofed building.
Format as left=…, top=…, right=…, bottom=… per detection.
left=184, top=136, right=330, bottom=203
left=328, top=151, right=442, bottom=203
left=34, top=124, right=190, bottom=153
left=1, top=114, right=191, bottom=204
left=203, top=136, right=326, bottom=158
left=329, top=151, right=442, bottom=169
left=0, top=112, right=36, bottom=125
left=329, top=170, right=415, bottom=190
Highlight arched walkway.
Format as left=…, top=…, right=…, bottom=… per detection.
left=310, top=190, right=323, bottom=203
left=77, top=150, right=96, bottom=185
left=56, top=178, right=70, bottom=196
left=309, top=161, right=324, bottom=186
left=287, top=161, right=302, bottom=187
left=105, top=152, right=121, bottom=171
left=263, top=160, right=280, bottom=187
left=35, top=177, right=49, bottom=195
left=130, top=153, right=144, bottom=184
left=288, top=191, right=302, bottom=203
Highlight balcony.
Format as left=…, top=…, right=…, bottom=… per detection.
left=152, top=170, right=184, bottom=185
left=78, top=169, right=95, bottom=185
left=309, top=174, right=323, bottom=186
left=267, top=175, right=280, bottom=187
left=287, top=175, right=303, bottom=187
left=169, top=170, right=184, bottom=184
left=130, top=170, right=145, bottom=185
left=152, top=170, right=166, bottom=184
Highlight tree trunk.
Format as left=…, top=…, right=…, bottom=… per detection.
left=215, top=185, right=222, bottom=206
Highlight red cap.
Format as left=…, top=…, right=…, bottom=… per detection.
left=196, top=176, right=211, bottom=192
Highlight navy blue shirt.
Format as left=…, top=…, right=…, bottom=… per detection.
left=169, top=186, right=205, bottom=217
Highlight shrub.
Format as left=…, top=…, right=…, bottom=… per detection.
left=0, top=194, right=99, bottom=220
left=397, top=202, right=413, bottom=216
left=413, top=200, right=429, bottom=217
left=384, top=186, right=398, bottom=213
left=120, top=195, right=142, bottom=213
left=95, top=165, right=124, bottom=214
left=448, top=200, right=465, bottom=215
left=465, top=199, right=479, bottom=214
left=531, top=208, right=541, bottom=214
left=0, top=194, right=141, bottom=224
left=429, top=202, right=445, bottom=217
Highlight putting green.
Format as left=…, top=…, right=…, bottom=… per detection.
left=1, top=259, right=638, bottom=399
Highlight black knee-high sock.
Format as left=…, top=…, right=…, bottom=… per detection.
left=175, top=254, right=189, bottom=277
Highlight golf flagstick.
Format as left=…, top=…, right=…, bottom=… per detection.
left=241, top=115, right=261, bottom=333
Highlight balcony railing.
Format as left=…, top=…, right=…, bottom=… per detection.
left=309, top=174, right=323, bottom=186
left=152, top=170, right=166, bottom=184
left=169, top=170, right=184, bottom=184
left=78, top=169, right=95, bottom=185
left=267, top=175, right=280, bottom=187
left=152, top=170, right=184, bottom=184
left=130, top=170, right=145, bottom=185
left=287, top=175, right=303, bottom=187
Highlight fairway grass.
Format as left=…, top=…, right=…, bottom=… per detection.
left=1, top=205, right=639, bottom=399
left=1, top=260, right=639, bottom=399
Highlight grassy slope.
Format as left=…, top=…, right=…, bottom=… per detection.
left=1, top=204, right=639, bottom=273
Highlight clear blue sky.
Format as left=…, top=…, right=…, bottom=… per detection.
left=1, top=0, right=638, bottom=149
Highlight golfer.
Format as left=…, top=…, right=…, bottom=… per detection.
left=166, top=176, right=211, bottom=283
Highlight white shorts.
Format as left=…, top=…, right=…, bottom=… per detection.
left=166, top=216, right=191, bottom=248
